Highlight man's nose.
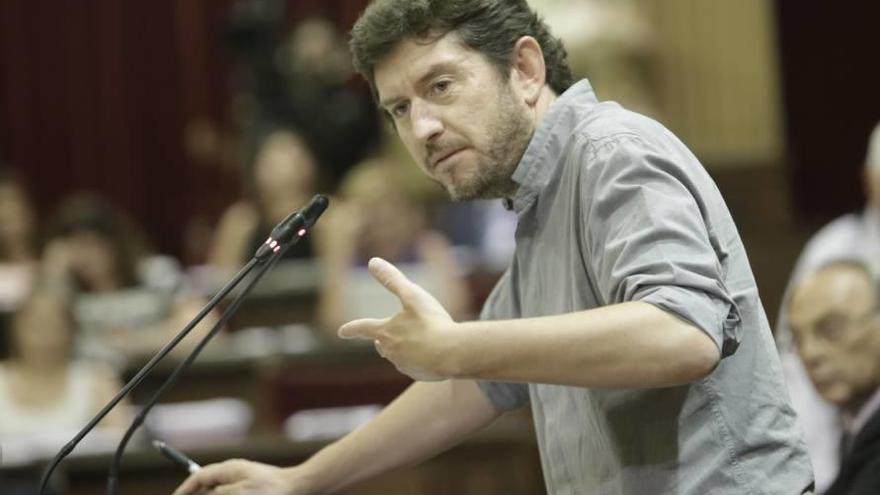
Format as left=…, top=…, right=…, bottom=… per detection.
left=798, top=334, right=825, bottom=366
left=411, top=101, right=443, bottom=142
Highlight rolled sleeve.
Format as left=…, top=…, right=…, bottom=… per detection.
left=582, top=134, right=742, bottom=357
left=638, top=285, right=741, bottom=357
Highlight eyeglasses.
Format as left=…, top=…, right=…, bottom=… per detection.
left=803, top=310, right=876, bottom=344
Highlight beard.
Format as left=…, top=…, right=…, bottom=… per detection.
left=441, top=85, right=534, bottom=202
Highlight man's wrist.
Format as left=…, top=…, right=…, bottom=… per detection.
left=436, top=320, right=478, bottom=379
left=282, top=464, right=323, bottom=495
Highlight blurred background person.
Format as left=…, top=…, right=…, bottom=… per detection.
left=207, top=127, right=319, bottom=271
left=222, top=4, right=379, bottom=188
left=42, top=194, right=182, bottom=364
left=777, top=122, right=880, bottom=491
left=0, top=166, right=38, bottom=311
left=315, top=158, right=471, bottom=333
left=788, top=261, right=880, bottom=494
left=0, top=283, right=128, bottom=454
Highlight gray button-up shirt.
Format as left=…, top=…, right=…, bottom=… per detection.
left=478, top=80, right=813, bottom=494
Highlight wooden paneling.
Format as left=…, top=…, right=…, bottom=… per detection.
left=639, top=0, right=784, bottom=166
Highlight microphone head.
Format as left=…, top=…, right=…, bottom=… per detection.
left=302, top=194, right=329, bottom=227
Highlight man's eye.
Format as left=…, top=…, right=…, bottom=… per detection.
left=431, top=80, right=451, bottom=94
left=391, top=102, right=410, bottom=118
left=816, top=316, right=846, bottom=341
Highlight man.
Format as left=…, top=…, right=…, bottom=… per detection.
left=175, top=1, right=812, bottom=493
left=775, top=122, right=880, bottom=492
left=788, top=261, right=880, bottom=494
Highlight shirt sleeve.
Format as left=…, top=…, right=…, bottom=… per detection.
left=581, top=134, right=741, bottom=357
left=477, top=379, right=531, bottom=412
left=475, top=269, right=531, bottom=411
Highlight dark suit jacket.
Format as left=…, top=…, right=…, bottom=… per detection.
left=825, top=404, right=880, bottom=494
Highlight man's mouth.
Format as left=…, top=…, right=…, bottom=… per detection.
left=430, top=148, right=465, bottom=171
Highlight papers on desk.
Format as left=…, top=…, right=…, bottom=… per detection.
left=283, top=404, right=382, bottom=442
left=147, top=398, right=253, bottom=448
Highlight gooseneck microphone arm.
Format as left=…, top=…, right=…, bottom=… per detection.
left=106, top=233, right=287, bottom=494
left=107, top=194, right=328, bottom=495
left=36, top=195, right=329, bottom=495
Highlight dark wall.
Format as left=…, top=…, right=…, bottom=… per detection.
left=775, top=1, right=880, bottom=224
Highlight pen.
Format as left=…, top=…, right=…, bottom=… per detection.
left=153, top=440, right=202, bottom=474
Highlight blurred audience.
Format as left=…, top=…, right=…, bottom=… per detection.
left=0, top=167, right=38, bottom=310
left=315, top=159, right=470, bottom=332
left=0, top=283, right=128, bottom=442
left=788, top=261, right=880, bottom=494
left=777, top=122, right=880, bottom=491
left=208, top=127, right=319, bottom=270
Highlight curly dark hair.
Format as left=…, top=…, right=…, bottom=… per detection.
left=350, top=0, right=574, bottom=99
left=47, top=194, right=151, bottom=291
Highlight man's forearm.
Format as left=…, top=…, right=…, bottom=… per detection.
left=292, top=379, right=501, bottom=494
left=447, top=301, right=720, bottom=388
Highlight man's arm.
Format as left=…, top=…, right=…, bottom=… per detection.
left=173, top=379, right=500, bottom=495
left=340, top=258, right=721, bottom=389
left=448, top=301, right=720, bottom=388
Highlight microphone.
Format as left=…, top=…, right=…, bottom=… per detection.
left=255, top=194, right=329, bottom=261
left=104, top=195, right=330, bottom=494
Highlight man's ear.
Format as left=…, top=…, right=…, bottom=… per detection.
left=510, top=36, right=546, bottom=106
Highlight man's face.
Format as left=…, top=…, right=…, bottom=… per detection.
left=788, top=266, right=880, bottom=406
left=373, top=33, right=534, bottom=201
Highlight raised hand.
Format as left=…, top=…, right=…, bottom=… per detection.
left=338, top=257, right=459, bottom=381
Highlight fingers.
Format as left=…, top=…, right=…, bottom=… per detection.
left=174, top=471, right=208, bottom=495
left=338, top=317, right=388, bottom=340
left=173, top=460, right=246, bottom=495
left=209, top=484, right=245, bottom=495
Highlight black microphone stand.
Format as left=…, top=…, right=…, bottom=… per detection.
left=35, top=195, right=328, bottom=495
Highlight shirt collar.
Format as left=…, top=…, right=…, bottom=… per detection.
left=503, top=79, right=599, bottom=214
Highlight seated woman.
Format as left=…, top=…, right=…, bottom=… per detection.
left=0, top=284, right=127, bottom=458
left=0, top=166, right=38, bottom=310
left=315, top=159, right=471, bottom=333
left=208, top=127, right=321, bottom=270
left=42, top=194, right=184, bottom=362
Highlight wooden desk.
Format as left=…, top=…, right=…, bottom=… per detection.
left=5, top=413, right=542, bottom=495
left=122, top=337, right=405, bottom=432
